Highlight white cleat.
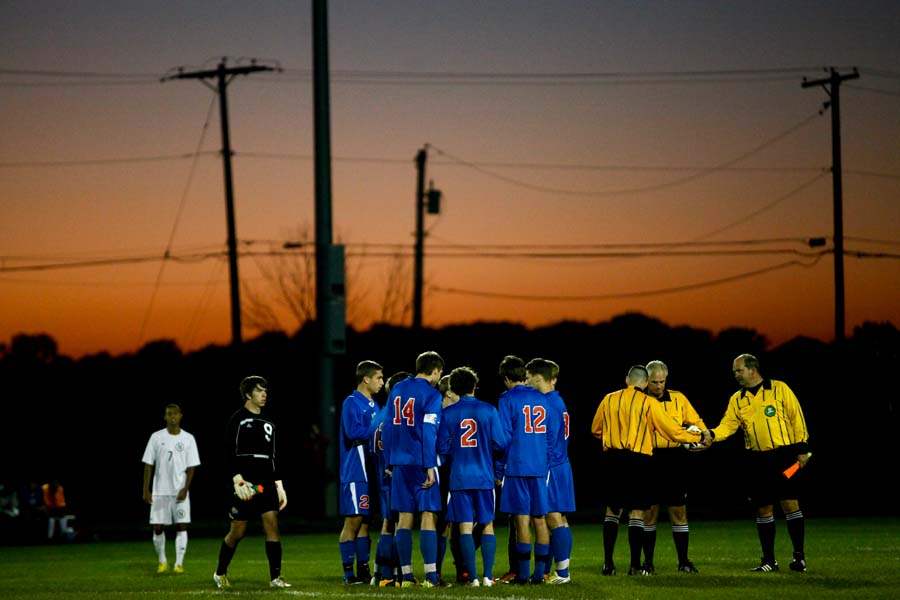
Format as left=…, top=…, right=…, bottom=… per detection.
left=213, top=572, right=231, bottom=589
left=465, top=579, right=480, bottom=587
left=270, top=577, right=293, bottom=588
left=482, top=577, right=494, bottom=587
left=547, top=574, right=571, bottom=584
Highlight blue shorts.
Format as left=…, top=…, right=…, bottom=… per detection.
left=447, top=489, right=496, bottom=524
left=390, top=465, right=442, bottom=514
left=339, top=481, right=371, bottom=517
left=500, top=475, right=548, bottom=516
left=547, top=462, right=576, bottom=513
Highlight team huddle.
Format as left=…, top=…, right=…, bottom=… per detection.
left=141, top=351, right=811, bottom=590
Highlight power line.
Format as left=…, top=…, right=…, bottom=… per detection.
left=0, top=152, right=216, bottom=168
left=429, top=254, right=827, bottom=302
left=846, top=84, right=900, bottom=98
left=428, top=111, right=823, bottom=197
left=845, top=236, right=900, bottom=247
left=0, top=67, right=160, bottom=78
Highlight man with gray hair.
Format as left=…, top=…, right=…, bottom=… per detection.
left=641, top=360, right=705, bottom=574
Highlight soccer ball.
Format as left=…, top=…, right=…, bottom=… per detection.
left=683, top=425, right=705, bottom=451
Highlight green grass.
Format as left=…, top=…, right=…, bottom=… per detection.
left=1, top=518, right=898, bottom=599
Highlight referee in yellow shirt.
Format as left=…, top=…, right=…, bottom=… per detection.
left=591, top=365, right=704, bottom=576
left=703, top=354, right=810, bottom=573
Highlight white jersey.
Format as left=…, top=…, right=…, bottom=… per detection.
left=142, top=429, right=201, bottom=495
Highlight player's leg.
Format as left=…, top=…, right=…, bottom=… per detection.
left=480, top=521, right=497, bottom=585
left=781, top=499, right=806, bottom=572
left=355, top=521, right=372, bottom=582
left=603, top=506, right=621, bottom=574
left=750, top=452, right=778, bottom=572
left=513, top=513, right=533, bottom=583
left=435, top=514, right=449, bottom=582
left=547, top=512, right=571, bottom=582
left=173, top=496, right=191, bottom=572
left=262, top=510, right=291, bottom=587
left=151, top=496, right=172, bottom=572
left=458, top=521, right=478, bottom=585
left=754, top=504, right=777, bottom=571
left=339, top=514, right=364, bottom=583
left=448, top=491, right=477, bottom=585
left=669, top=505, right=696, bottom=572
left=642, top=504, right=659, bottom=573
left=532, top=515, right=551, bottom=583
left=420, top=510, right=440, bottom=585
left=215, top=520, right=246, bottom=588
left=391, top=467, right=417, bottom=584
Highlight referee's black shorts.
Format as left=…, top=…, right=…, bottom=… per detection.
left=648, top=448, right=691, bottom=507
left=745, top=445, right=805, bottom=508
left=602, top=449, right=653, bottom=512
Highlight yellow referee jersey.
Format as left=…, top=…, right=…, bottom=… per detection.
left=711, top=379, right=808, bottom=451
left=653, top=389, right=707, bottom=450
left=591, top=386, right=701, bottom=456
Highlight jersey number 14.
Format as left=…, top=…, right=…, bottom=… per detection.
left=393, top=396, right=415, bottom=426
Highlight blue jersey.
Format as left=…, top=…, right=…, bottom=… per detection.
left=437, top=396, right=510, bottom=491
left=339, top=390, right=378, bottom=483
left=545, top=390, right=570, bottom=467
left=382, top=377, right=442, bottom=468
left=498, top=384, right=549, bottom=477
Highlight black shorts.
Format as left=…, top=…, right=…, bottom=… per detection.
left=648, top=448, right=691, bottom=507
left=602, top=449, right=653, bottom=512
left=228, top=480, right=279, bottom=521
left=745, top=446, right=805, bottom=508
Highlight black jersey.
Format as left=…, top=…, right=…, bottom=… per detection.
left=225, top=406, right=279, bottom=483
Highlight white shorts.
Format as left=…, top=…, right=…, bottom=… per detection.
left=149, top=495, right=191, bottom=525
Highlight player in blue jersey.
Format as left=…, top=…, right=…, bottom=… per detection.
left=438, top=367, right=510, bottom=587
left=526, top=358, right=574, bottom=584
left=338, top=361, right=384, bottom=584
left=371, top=371, right=410, bottom=587
left=381, top=351, right=445, bottom=587
left=496, top=355, right=551, bottom=584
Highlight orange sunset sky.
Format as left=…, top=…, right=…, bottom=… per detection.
left=2, top=1, right=899, bottom=357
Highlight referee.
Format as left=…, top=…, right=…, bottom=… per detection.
left=591, top=365, right=704, bottom=576
left=703, top=354, right=810, bottom=573
left=214, top=376, right=291, bottom=589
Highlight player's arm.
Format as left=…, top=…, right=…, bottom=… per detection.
left=342, top=398, right=371, bottom=444
left=142, top=463, right=154, bottom=504
left=709, top=395, right=742, bottom=443
left=437, top=411, right=452, bottom=458
left=780, top=382, right=810, bottom=457
left=177, top=466, right=195, bottom=502
left=648, top=398, right=701, bottom=444
left=590, top=397, right=607, bottom=440
left=490, top=406, right=511, bottom=453
left=422, top=394, right=441, bottom=470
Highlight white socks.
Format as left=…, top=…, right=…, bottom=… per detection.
left=153, top=532, right=166, bottom=564
left=175, top=531, right=188, bottom=567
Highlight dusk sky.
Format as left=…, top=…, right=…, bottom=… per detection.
left=2, top=1, right=898, bottom=357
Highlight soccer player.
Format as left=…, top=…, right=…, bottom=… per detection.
left=371, top=370, right=410, bottom=586
left=381, top=351, right=445, bottom=587
left=642, top=360, right=704, bottom=574
left=702, top=354, right=811, bottom=573
left=214, top=376, right=291, bottom=590
left=438, top=367, right=510, bottom=587
left=141, top=403, right=200, bottom=574
left=525, top=358, right=574, bottom=584
left=338, top=361, right=384, bottom=584
left=590, top=366, right=704, bottom=576
left=496, top=355, right=551, bottom=584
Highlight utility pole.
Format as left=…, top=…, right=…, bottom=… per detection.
left=163, top=59, right=278, bottom=346
left=412, top=147, right=442, bottom=332
left=802, top=67, right=859, bottom=343
left=312, top=0, right=347, bottom=518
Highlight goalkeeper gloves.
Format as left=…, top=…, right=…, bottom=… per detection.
left=232, top=474, right=256, bottom=501
left=275, top=480, right=287, bottom=510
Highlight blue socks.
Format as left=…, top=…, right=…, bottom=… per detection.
left=550, top=526, right=571, bottom=577
left=395, top=529, right=413, bottom=580
left=481, top=533, right=496, bottom=580
left=436, top=533, right=447, bottom=576
left=339, top=540, right=355, bottom=578
left=355, top=535, right=371, bottom=574
left=376, top=533, right=394, bottom=579
left=420, top=530, right=438, bottom=584
left=460, top=534, right=476, bottom=582
left=533, top=543, right=550, bottom=581
left=515, top=541, right=532, bottom=582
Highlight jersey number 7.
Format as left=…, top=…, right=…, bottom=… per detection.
left=393, top=396, right=415, bottom=426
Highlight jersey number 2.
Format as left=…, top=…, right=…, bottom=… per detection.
left=460, top=418, right=478, bottom=447
left=522, top=405, right=547, bottom=433
left=393, top=396, right=415, bottom=426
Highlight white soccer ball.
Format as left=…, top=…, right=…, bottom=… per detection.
left=683, top=425, right=705, bottom=451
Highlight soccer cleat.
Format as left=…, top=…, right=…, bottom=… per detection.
left=213, top=573, right=231, bottom=589
left=498, top=570, right=517, bottom=584
left=481, top=577, right=494, bottom=587
left=601, top=563, right=616, bottom=576
left=378, top=578, right=398, bottom=588
left=173, top=565, right=184, bottom=574
left=342, top=575, right=364, bottom=585
left=465, top=578, right=480, bottom=587
left=547, top=574, right=571, bottom=584
left=456, top=571, right=470, bottom=584
left=751, top=559, right=779, bottom=573
left=400, top=577, right=418, bottom=588
left=528, top=576, right=545, bottom=585
left=270, top=577, right=292, bottom=588
left=678, top=561, right=699, bottom=573
left=358, top=566, right=372, bottom=581
left=436, top=578, right=453, bottom=588
left=789, top=553, right=807, bottom=573
left=157, top=563, right=169, bottom=574
left=628, top=566, right=650, bottom=576
left=641, top=563, right=656, bottom=575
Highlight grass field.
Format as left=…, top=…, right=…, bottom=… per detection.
left=1, top=518, right=898, bottom=599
